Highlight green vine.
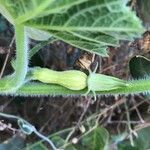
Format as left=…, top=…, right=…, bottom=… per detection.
left=0, top=77, right=148, bottom=97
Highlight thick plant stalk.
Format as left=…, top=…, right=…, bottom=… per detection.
left=15, top=67, right=149, bottom=97
left=0, top=76, right=149, bottom=97
left=13, top=25, right=28, bottom=88
left=0, top=69, right=149, bottom=97
left=0, top=25, right=28, bottom=93
left=9, top=78, right=150, bottom=96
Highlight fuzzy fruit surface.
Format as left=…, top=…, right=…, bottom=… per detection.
left=33, top=68, right=88, bottom=90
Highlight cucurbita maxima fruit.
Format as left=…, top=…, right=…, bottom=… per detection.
left=32, top=67, right=88, bottom=90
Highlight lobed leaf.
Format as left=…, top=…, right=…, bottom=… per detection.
left=25, top=0, right=144, bottom=56
left=76, top=127, right=109, bottom=150
left=0, top=0, right=88, bottom=24
left=0, top=0, right=54, bottom=23
left=49, top=31, right=108, bottom=56
left=0, top=0, right=144, bottom=56
left=118, top=127, right=150, bottom=150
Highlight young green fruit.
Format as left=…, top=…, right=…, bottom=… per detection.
left=32, top=67, right=87, bottom=90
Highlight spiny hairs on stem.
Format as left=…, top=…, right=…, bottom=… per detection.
left=1, top=25, right=29, bottom=93
left=0, top=77, right=148, bottom=97
left=0, top=66, right=149, bottom=97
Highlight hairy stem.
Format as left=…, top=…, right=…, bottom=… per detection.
left=14, top=24, right=28, bottom=86
left=0, top=75, right=149, bottom=96
left=1, top=24, right=28, bottom=93
left=13, top=78, right=150, bottom=96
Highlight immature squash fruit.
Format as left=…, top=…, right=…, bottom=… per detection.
left=32, top=67, right=88, bottom=90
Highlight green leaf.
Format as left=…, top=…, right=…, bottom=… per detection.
left=0, top=0, right=88, bottom=24
left=49, top=31, right=108, bottom=56
left=27, top=0, right=143, bottom=35
left=134, top=127, right=150, bottom=149
left=25, top=135, right=76, bottom=150
left=118, top=144, right=139, bottom=150
left=51, top=136, right=76, bottom=150
left=25, top=143, right=48, bottom=150
left=0, top=0, right=144, bottom=56
left=0, top=0, right=54, bottom=24
left=24, top=127, right=109, bottom=150
left=118, top=127, right=150, bottom=150
left=129, top=55, right=150, bottom=79
left=0, top=135, right=25, bottom=150
left=25, top=0, right=144, bottom=56
left=75, top=127, right=109, bottom=150
left=26, top=27, right=52, bottom=41
left=41, top=0, right=89, bottom=16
